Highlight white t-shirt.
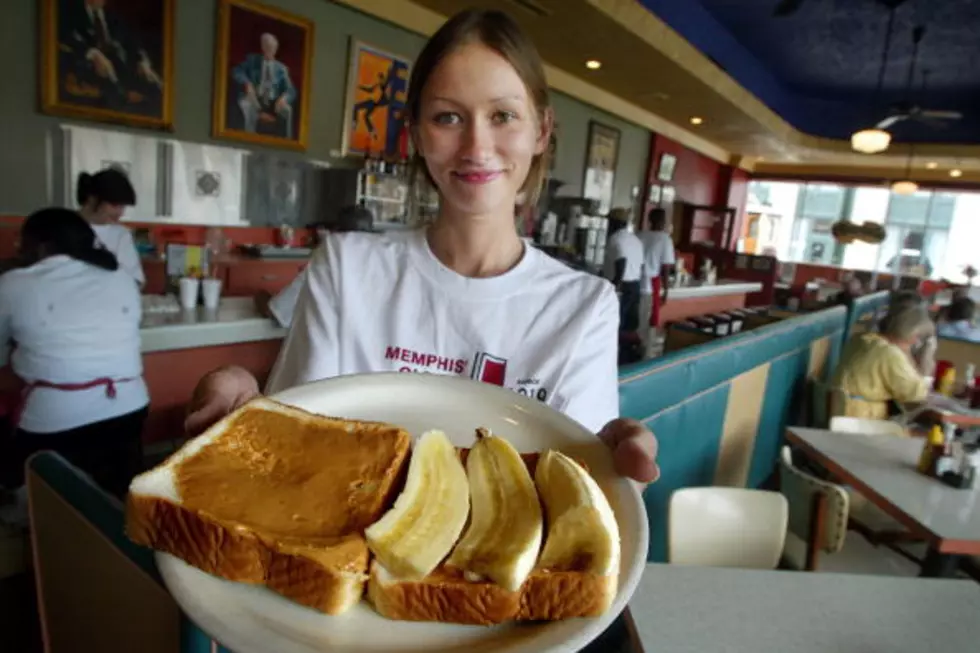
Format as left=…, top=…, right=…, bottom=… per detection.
left=0, top=255, right=149, bottom=433
left=603, top=229, right=644, bottom=283
left=92, top=223, right=145, bottom=287
left=638, top=230, right=676, bottom=292
left=266, top=230, right=620, bottom=433
left=268, top=270, right=306, bottom=328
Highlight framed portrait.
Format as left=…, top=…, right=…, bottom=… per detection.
left=212, top=0, right=314, bottom=150
left=40, top=0, right=175, bottom=130
left=657, top=152, right=677, bottom=182
left=342, top=40, right=412, bottom=159
left=582, top=120, right=620, bottom=215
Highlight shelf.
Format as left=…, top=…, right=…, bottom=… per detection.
left=362, top=196, right=405, bottom=204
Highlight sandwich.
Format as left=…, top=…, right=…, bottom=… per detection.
left=125, top=398, right=412, bottom=614
left=126, top=399, right=621, bottom=625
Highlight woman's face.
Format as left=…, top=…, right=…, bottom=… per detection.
left=415, top=42, right=549, bottom=219
left=85, top=199, right=126, bottom=224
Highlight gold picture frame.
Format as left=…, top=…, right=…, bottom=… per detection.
left=341, top=39, right=412, bottom=159
left=40, top=0, right=175, bottom=130
left=212, top=0, right=314, bottom=150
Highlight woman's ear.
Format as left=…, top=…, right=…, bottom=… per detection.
left=409, top=121, right=423, bottom=158
left=534, top=107, right=555, bottom=156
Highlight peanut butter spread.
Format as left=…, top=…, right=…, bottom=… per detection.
left=176, top=409, right=411, bottom=542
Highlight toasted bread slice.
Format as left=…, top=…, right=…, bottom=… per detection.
left=126, top=397, right=411, bottom=615
left=367, top=452, right=618, bottom=624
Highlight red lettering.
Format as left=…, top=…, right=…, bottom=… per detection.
left=385, top=346, right=401, bottom=361
left=454, top=359, right=466, bottom=374
left=436, top=356, right=451, bottom=372
left=400, top=350, right=411, bottom=362
left=410, top=351, right=426, bottom=365
left=399, top=366, right=412, bottom=372
left=425, top=354, right=438, bottom=367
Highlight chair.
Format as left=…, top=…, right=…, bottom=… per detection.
left=778, top=447, right=849, bottom=571
left=668, top=487, right=788, bottom=569
left=25, top=452, right=234, bottom=653
left=829, top=415, right=907, bottom=438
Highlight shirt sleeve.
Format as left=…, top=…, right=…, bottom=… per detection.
left=880, top=347, right=928, bottom=404
left=661, top=236, right=676, bottom=266
left=264, top=243, right=340, bottom=395
left=267, top=269, right=307, bottom=329
left=114, top=228, right=146, bottom=287
left=553, top=283, right=621, bottom=433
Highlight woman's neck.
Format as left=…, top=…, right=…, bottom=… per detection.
left=427, top=210, right=524, bottom=278
left=78, top=206, right=103, bottom=225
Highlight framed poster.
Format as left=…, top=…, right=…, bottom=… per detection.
left=647, top=183, right=662, bottom=205
left=582, top=120, right=620, bottom=215
left=212, top=0, right=314, bottom=150
left=342, top=40, right=412, bottom=159
left=657, top=152, right=677, bottom=182
left=40, top=0, right=175, bottom=130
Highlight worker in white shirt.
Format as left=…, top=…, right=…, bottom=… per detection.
left=76, top=168, right=145, bottom=287
left=638, top=208, right=676, bottom=330
left=0, top=209, right=149, bottom=498
left=603, top=207, right=645, bottom=335
left=183, top=9, right=659, bottom=485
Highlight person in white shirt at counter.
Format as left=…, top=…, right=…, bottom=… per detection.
left=603, top=207, right=644, bottom=335
left=638, top=208, right=675, bottom=330
left=184, top=9, right=659, bottom=484
left=0, top=209, right=149, bottom=498
left=76, top=167, right=145, bottom=288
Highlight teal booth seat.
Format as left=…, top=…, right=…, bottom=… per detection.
left=617, top=306, right=847, bottom=562
left=843, top=290, right=890, bottom=343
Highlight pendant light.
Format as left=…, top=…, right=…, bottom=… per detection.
left=890, top=29, right=927, bottom=195
left=851, top=5, right=899, bottom=154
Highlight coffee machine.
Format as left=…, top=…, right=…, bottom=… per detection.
left=547, top=196, right=607, bottom=270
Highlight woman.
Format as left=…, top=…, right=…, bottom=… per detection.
left=0, top=209, right=149, bottom=497
left=829, top=304, right=935, bottom=422
left=186, top=9, right=658, bottom=483
left=77, top=168, right=145, bottom=287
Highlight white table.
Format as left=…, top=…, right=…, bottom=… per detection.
left=629, top=564, right=980, bottom=653
left=787, top=427, right=980, bottom=575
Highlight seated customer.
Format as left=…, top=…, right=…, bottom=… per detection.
left=937, top=297, right=980, bottom=340
left=830, top=305, right=935, bottom=421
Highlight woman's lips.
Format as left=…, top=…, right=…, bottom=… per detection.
left=452, top=170, right=503, bottom=184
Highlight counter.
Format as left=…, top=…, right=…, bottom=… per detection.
left=657, top=279, right=762, bottom=326
left=141, top=297, right=286, bottom=353
left=140, top=297, right=286, bottom=448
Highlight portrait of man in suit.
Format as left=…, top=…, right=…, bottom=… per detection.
left=43, top=0, right=173, bottom=128
left=214, top=0, right=313, bottom=150
left=232, top=32, right=296, bottom=139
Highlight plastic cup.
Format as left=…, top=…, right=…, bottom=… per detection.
left=201, top=278, right=223, bottom=310
left=179, top=277, right=200, bottom=310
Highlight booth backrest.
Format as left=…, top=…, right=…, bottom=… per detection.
left=937, top=335, right=980, bottom=373
left=843, top=290, right=890, bottom=343
left=617, top=306, right=846, bottom=561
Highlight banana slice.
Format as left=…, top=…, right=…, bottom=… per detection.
left=365, top=430, right=470, bottom=580
left=448, top=428, right=543, bottom=592
left=534, top=449, right=620, bottom=577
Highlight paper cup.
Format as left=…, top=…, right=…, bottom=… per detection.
left=202, top=278, right=223, bottom=309
left=179, top=277, right=200, bottom=310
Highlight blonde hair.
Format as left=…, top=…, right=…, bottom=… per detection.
left=404, top=9, right=552, bottom=223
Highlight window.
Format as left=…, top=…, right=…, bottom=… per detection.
left=747, top=180, right=980, bottom=282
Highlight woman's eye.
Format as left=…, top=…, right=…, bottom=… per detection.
left=433, top=112, right=461, bottom=125
left=492, top=111, right=518, bottom=125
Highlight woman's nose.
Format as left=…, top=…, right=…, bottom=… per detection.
left=459, top=118, right=494, bottom=162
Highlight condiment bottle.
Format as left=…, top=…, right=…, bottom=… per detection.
left=918, top=425, right=945, bottom=476
left=938, top=365, right=957, bottom=396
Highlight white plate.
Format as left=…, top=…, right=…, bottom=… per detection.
left=157, top=372, right=648, bottom=653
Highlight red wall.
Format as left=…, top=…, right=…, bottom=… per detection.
left=641, top=135, right=747, bottom=249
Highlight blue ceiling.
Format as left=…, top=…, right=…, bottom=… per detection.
left=639, top=0, right=980, bottom=144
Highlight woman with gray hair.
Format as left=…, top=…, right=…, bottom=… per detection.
left=830, top=303, right=936, bottom=423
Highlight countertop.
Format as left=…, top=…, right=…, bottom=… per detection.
left=629, top=564, right=980, bottom=653
left=140, top=297, right=286, bottom=354
left=669, top=279, right=762, bottom=299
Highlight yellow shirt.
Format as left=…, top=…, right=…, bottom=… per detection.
left=829, top=333, right=928, bottom=421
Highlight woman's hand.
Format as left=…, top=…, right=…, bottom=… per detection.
left=184, top=366, right=261, bottom=437
left=598, top=418, right=660, bottom=483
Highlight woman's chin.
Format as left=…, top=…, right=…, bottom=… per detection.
left=440, top=188, right=516, bottom=219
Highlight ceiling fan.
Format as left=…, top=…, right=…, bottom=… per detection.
left=774, top=0, right=910, bottom=18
